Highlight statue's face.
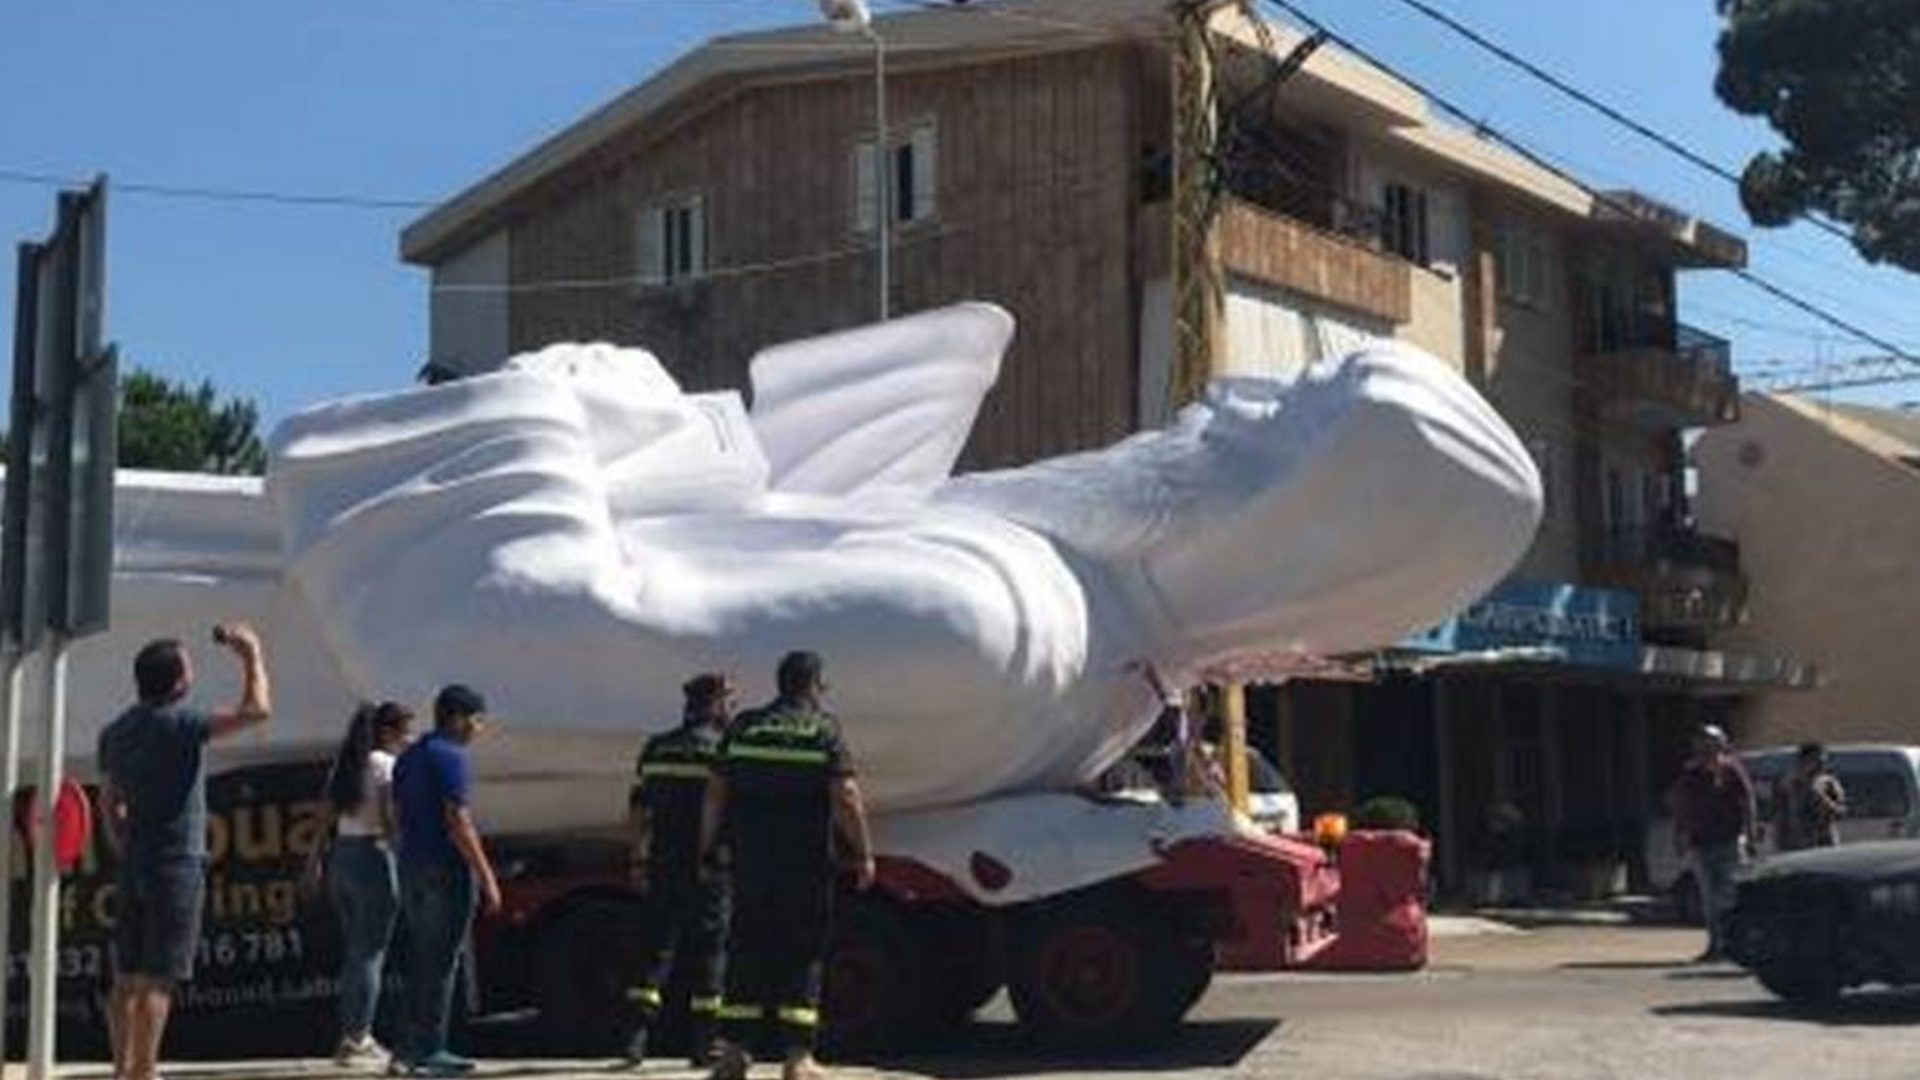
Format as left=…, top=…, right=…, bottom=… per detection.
left=1135, top=353, right=1542, bottom=673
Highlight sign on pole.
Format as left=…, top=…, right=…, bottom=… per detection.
left=5, top=175, right=116, bottom=1079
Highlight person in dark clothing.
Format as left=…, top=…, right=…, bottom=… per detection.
left=98, top=625, right=272, bottom=1080
left=390, top=685, right=503, bottom=1078
left=1668, top=723, right=1755, bottom=962
left=702, top=652, right=875, bottom=1080
left=1773, top=741, right=1847, bottom=852
left=623, top=673, right=735, bottom=1068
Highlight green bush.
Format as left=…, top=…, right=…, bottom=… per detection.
left=1353, top=795, right=1422, bottom=832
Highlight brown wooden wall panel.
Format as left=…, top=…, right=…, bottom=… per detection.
left=505, top=45, right=1144, bottom=471
left=1219, top=199, right=1412, bottom=324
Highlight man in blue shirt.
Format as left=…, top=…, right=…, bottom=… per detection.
left=390, top=684, right=502, bottom=1077
left=98, top=624, right=272, bottom=1080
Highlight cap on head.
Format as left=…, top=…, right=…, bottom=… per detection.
left=682, top=672, right=733, bottom=706
left=434, top=684, right=488, bottom=727
left=1697, top=723, right=1729, bottom=748
left=776, top=651, right=825, bottom=698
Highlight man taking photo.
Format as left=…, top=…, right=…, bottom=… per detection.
left=98, top=623, right=272, bottom=1080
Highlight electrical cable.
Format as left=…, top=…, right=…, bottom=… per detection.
left=1255, top=0, right=1920, bottom=371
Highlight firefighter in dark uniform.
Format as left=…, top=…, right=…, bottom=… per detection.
left=623, top=673, right=734, bottom=1068
left=702, top=652, right=875, bottom=1080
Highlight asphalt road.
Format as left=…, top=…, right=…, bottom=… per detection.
left=33, top=924, right=1920, bottom=1080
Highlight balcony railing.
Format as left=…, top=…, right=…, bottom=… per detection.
left=1137, top=198, right=1413, bottom=326
left=1217, top=200, right=1413, bottom=325
left=1589, top=525, right=1749, bottom=630
left=1583, top=323, right=1740, bottom=428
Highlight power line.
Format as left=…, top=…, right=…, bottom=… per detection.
left=0, top=168, right=435, bottom=212
left=1256, top=0, right=1920, bottom=371
left=1376, top=0, right=1860, bottom=249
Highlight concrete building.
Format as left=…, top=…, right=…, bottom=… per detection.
left=400, top=0, right=1809, bottom=894
left=1696, top=396, right=1918, bottom=748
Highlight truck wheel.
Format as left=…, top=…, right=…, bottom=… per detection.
left=534, top=901, right=646, bottom=1056
left=929, top=969, right=1003, bottom=1030
left=1008, top=892, right=1195, bottom=1049
left=1755, top=962, right=1843, bottom=1005
left=917, top=906, right=1001, bottom=1031
left=1167, top=936, right=1215, bottom=1017
left=824, top=894, right=933, bottom=1056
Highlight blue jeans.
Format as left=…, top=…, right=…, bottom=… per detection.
left=398, top=859, right=475, bottom=1060
left=1695, top=840, right=1744, bottom=954
left=329, top=837, right=399, bottom=1041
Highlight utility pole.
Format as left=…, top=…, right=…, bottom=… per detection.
left=1169, top=0, right=1251, bottom=815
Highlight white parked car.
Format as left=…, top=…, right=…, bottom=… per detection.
left=1647, top=743, right=1920, bottom=920
left=1246, top=746, right=1302, bottom=835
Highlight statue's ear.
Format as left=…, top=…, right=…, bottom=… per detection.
left=747, top=303, right=1013, bottom=499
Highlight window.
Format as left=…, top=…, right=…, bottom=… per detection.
left=636, top=193, right=707, bottom=285
left=1838, top=770, right=1912, bottom=821
left=1496, top=221, right=1551, bottom=307
left=854, top=124, right=938, bottom=233
left=1378, top=181, right=1430, bottom=265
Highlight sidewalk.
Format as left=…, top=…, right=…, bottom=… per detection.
left=6, top=1064, right=918, bottom=1080
left=1435, top=893, right=1673, bottom=930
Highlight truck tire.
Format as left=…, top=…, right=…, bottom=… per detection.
left=917, top=906, right=1002, bottom=1031
left=534, top=900, right=647, bottom=1056
left=1755, top=962, right=1844, bottom=1005
left=1166, top=936, right=1215, bottom=1018
left=1007, top=891, right=1198, bottom=1049
left=824, top=893, right=934, bottom=1056
left=929, top=969, right=1003, bottom=1031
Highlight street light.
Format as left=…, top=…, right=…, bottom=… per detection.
left=820, top=0, right=889, bottom=321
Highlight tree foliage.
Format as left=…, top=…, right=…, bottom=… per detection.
left=1714, top=0, right=1920, bottom=271
left=118, top=368, right=267, bottom=475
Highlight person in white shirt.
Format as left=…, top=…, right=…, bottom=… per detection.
left=317, top=701, right=415, bottom=1068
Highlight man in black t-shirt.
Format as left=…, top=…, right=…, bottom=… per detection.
left=701, top=652, right=874, bottom=1080
left=622, top=672, right=734, bottom=1068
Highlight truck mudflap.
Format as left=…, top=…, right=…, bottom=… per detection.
left=1135, top=830, right=1339, bottom=971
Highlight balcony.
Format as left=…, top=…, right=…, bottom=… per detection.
left=1587, top=526, right=1749, bottom=633
left=1139, top=198, right=1413, bottom=326
left=1583, top=324, right=1739, bottom=429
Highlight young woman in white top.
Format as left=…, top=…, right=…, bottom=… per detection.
left=322, top=701, right=414, bottom=1067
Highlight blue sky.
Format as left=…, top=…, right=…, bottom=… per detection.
left=2, top=0, right=1916, bottom=430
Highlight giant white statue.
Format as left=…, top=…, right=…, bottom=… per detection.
left=265, top=303, right=1542, bottom=816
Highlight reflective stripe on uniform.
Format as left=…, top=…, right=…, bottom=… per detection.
left=777, top=1006, right=821, bottom=1028
left=690, top=995, right=723, bottom=1015
left=627, top=986, right=664, bottom=1008
left=640, top=762, right=713, bottom=780
left=717, top=1003, right=764, bottom=1021
left=726, top=744, right=830, bottom=765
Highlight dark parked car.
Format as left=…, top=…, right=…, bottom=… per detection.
left=1726, top=840, right=1920, bottom=1003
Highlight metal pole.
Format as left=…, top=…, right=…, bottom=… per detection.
left=870, top=27, right=890, bottom=322
left=1222, top=685, right=1250, bottom=816
left=26, top=636, right=68, bottom=1080
left=1435, top=678, right=1460, bottom=893
left=0, top=651, right=28, bottom=1061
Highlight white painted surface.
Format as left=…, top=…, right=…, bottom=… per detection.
left=428, top=229, right=510, bottom=376
left=1222, top=277, right=1393, bottom=382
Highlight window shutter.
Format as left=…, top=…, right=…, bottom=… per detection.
left=853, top=141, right=878, bottom=234
left=687, top=194, right=708, bottom=278
left=1414, top=191, right=1431, bottom=265
left=911, top=125, right=938, bottom=221
left=636, top=205, right=666, bottom=287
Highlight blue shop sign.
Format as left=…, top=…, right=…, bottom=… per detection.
left=1405, top=581, right=1642, bottom=669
